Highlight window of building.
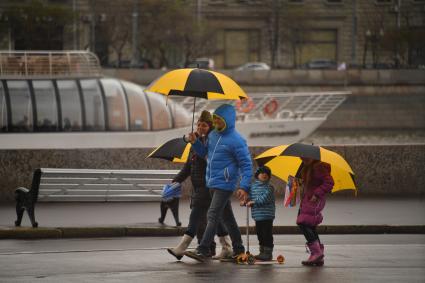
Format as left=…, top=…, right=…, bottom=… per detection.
left=100, top=79, right=128, bottom=131
left=57, top=80, right=82, bottom=131
left=297, top=29, right=338, bottom=65
left=32, top=80, right=58, bottom=132
left=7, top=81, right=33, bottom=132
left=326, top=0, right=343, bottom=4
left=121, top=81, right=150, bottom=131
left=224, top=30, right=260, bottom=68
left=145, top=92, right=172, bottom=130
left=80, top=79, right=105, bottom=131
left=0, top=83, right=7, bottom=132
left=48, top=0, right=69, bottom=3
left=209, top=0, right=226, bottom=4
left=375, top=0, right=392, bottom=4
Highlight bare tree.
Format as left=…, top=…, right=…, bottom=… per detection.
left=90, top=0, right=133, bottom=66
left=358, top=4, right=388, bottom=68
left=278, top=4, right=315, bottom=68
left=137, top=0, right=217, bottom=69
left=380, top=4, right=425, bottom=68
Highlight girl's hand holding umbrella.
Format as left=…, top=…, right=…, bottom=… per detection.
left=185, top=132, right=197, bottom=144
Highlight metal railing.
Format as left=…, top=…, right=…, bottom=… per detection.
left=177, top=91, right=349, bottom=120
left=0, top=50, right=102, bottom=78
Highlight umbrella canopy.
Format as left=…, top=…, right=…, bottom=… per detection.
left=255, top=143, right=354, bottom=174
left=146, top=68, right=248, bottom=133
left=146, top=68, right=248, bottom=100
left=255, top=143, right=356, bottom=193
left=147, top=137, right=191, bottom=163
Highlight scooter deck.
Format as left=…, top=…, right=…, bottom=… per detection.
left=252, top=259, right=284, bottom=265
left=220, top=254, right=285, bottom=265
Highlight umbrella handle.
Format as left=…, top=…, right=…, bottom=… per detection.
left=182, top=135, right=189, bottom=143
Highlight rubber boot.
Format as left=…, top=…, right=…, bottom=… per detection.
left=212, top=235, right=233, bottom=260
left=316, top=243, right=325, bottom=266
left=210, top=241, right=216, bottom=257
left=167, top=234, right=193, bottom=260
left=302, top=240, right=324, bottom=266
left=256, top=246, right=273, bottom=261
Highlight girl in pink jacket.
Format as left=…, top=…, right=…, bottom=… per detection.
left=296, top=157, right=334, bottom=266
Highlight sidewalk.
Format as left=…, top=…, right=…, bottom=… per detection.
left=1, top=197, right=424, bottom=239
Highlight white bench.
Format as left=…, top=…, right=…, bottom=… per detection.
left=37, top=168, right=179, bottom=202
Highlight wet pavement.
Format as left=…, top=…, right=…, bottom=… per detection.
left=1, top=197, right=424, bottom=228
left=0, top=235, right=424, bottom=282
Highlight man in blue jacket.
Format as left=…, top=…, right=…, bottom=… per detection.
left=184, top=104, right=253, bottom=262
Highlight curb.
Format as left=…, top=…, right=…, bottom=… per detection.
left=0, top=225, right=424, bottom=239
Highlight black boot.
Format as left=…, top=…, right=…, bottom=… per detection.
left=256, top=246, right=273, bottom=261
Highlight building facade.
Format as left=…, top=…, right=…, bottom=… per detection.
left=0, top=0, right=424, bottom=68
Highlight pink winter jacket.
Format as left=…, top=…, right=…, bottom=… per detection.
left=296, top=162, right=334, bottom=227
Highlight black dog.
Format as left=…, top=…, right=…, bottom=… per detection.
left=15, top=169, right=41, bottom=228
left=158, top=198, right=181, bottom=226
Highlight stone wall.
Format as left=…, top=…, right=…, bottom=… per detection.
left=103, top=69, right=425, bottom=87
left=0, top=144, right=424, bottom=202
left=320, top=94, right=425, bottom=130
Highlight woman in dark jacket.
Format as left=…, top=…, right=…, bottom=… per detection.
left=167, top=111, right=231, bottom=260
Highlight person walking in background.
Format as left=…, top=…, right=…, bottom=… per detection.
left=167, top=110, right=232, bottom=260
left=297, top=157, right=334, bottom=266
left=184, top=104, right=253, bottom=263
left=245, top=165, right=276, bottom=261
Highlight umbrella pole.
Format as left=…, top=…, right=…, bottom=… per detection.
left=191, top=97, right=196, bottom=133
left=246, top=205, right=250, bottom=253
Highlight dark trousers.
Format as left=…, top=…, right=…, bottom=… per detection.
left=298, top=224, right=320, bottom=243
left=187, top=205, right=228, bottom=241
left=255, top=219, right=274, bottom=248
left=198, top=189, right=244, bottom=256
left=159, top=198, right=180, bottom=225
left=185, top=204, right=226, bottom=256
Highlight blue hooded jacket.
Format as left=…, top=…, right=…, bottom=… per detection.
left=192, top=104, right=253, bottom=192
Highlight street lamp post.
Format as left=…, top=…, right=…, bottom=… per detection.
left=131, top=0, right=139, bottom=66
left=73, top=0, right=77, bottom=50
left=363, top=28, right=384, bottom=68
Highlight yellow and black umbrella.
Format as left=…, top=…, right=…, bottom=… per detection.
left=147, top=137, right=191, bottom=163
left=145, top=68, right=248, bottom=131
left=146, top=68, right=247, bottom=100
left=255, top=143, right=356, bottom=194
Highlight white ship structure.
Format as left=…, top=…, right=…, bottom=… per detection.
left=176, top=91, right=347, bottom=147
left=0, top=51, right=347, bottom=149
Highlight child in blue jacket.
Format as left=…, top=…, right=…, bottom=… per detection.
left=246, top=166, right=275, bottom=261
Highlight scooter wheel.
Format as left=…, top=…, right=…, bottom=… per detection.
left=236, top=254, right=245, bottom=264
left=277, top=254, right=285, bottom=264
left=247, top=254, right=256, bottom=265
